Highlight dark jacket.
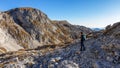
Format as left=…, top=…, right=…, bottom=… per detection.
left=81, top=34, right=86, bottom=41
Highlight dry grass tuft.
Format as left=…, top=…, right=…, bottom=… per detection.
left=0, top=47, right=7, bottom=53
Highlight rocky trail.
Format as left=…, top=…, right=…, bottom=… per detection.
left=0, top=36, right=120, bottom=68
left=0, top=39, right=87, bottom=68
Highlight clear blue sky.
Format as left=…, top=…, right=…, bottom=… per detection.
left=0, top=0, right=120, bottom=28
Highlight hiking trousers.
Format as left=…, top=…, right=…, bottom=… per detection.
left=80, top=41, right=85, bottom=51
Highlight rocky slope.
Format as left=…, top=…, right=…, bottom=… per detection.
left=103, top=22, right=120, bottom=38
left=0, top=7, right=92, bottom=53
left=0, top=22, right=119, bottom=68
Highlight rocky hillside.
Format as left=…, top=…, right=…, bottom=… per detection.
left=103, top=22, right=120, bottom=38
left=0, top=22, right=120, bottom=68
left=0, top=7, right=92, bottom=53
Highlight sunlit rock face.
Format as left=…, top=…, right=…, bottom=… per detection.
left=103, top=22, right=120, bottom=38
left=0, top=7, right=92, bottom=52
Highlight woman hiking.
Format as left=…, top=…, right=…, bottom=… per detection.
left=80, top=32, right=86, bottom=51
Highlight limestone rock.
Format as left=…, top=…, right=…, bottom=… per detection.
left=58, top=60, right=79, bottom=68
left=0, top=7, right=92, bottom=52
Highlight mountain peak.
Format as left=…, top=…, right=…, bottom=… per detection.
left=6, top=7, right=39, bottom=12
left=5, top=7, right=47, bottom=20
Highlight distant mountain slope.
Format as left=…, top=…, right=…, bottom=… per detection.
left=0, top=7, right=92, bottom=53
left=91, top=28, right=104, bottom=31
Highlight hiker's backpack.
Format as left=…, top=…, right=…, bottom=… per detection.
left=83, top=34, right=86, bottom=41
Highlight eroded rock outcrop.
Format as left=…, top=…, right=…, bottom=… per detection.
left=0, top=7, right=92, bottom=52
left=103, top=22, right=120, bottom=38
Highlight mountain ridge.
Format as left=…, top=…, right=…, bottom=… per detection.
left=0, top=7, right=92, bottom=53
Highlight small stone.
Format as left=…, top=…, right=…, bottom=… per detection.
left=93, top=62, right=101, bottom=68
left=48, top=64, right=55, bottom=68
left=106, top=56, right=113, bottom=62
left=75, top=51, right=80, bottom=54
left=50, top=58, right=55, bottom=63
left=58, top=60, right=79, bottom=68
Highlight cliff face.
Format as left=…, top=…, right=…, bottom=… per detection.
left=0, top=12, right=25, bottom=52
left=0, top=7, right=92, bottom=52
